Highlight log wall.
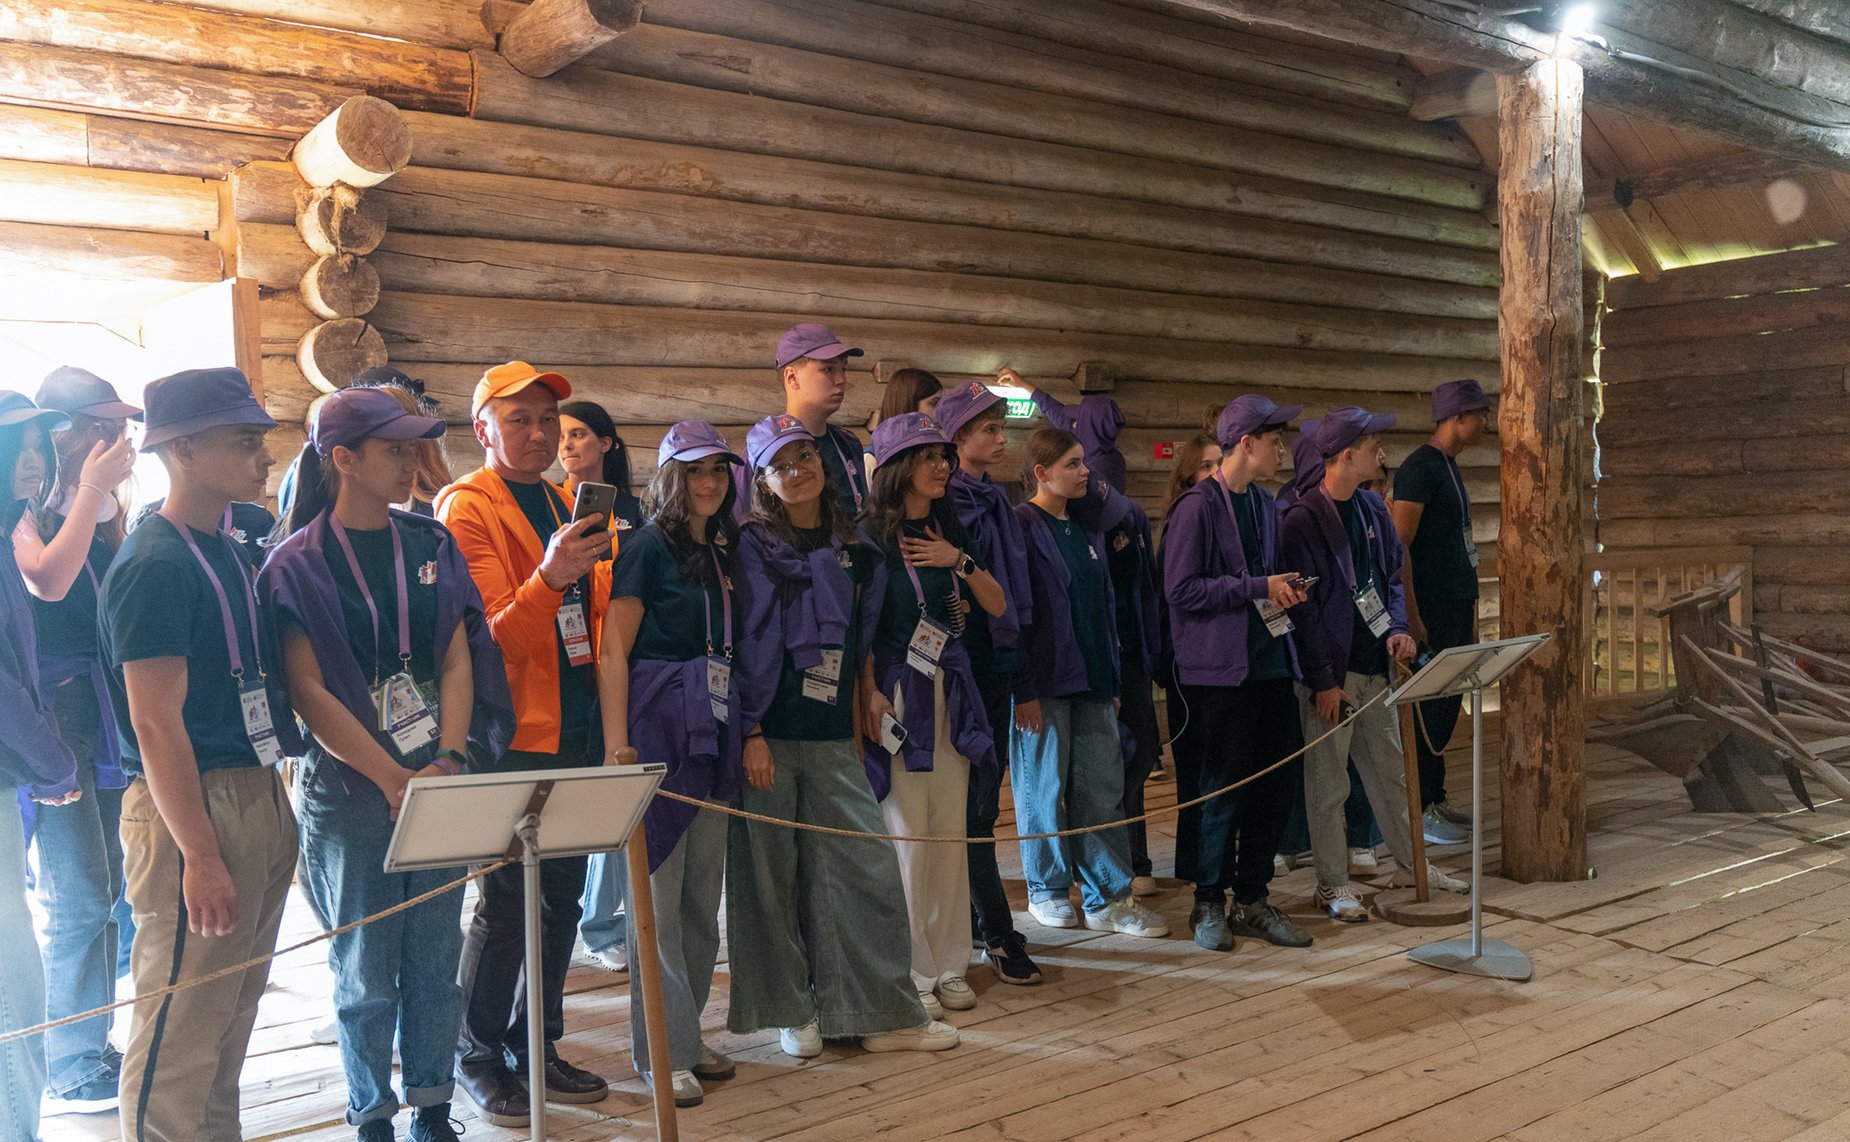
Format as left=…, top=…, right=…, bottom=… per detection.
left=1600, top=243, right=1850, bottom=651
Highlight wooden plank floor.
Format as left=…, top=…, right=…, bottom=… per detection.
left=42, top=741, right=1850, bottom=1141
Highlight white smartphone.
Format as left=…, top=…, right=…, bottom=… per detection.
left=879, top=711, right=908, bottom=754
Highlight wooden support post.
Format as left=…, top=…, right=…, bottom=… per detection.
left=497, top=0, right=643, bottom=78
left=293, top=95, right=410, bottom=189
left=1496, top=58, right=1589, bottom=883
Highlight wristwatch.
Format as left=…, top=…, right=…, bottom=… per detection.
left=954, top=551, right=978, bottom=580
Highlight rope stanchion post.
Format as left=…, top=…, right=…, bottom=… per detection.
left=616, top=747, right=679, bottom=1142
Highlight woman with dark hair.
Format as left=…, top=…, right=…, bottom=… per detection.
left=727, top=413, right=953, bottom=1057
left=598, top=421, right=743, bottom=1108
left=860, top=412, right=1006, bottom=1017
left=876, top=367, right=944, bottom=426
left=260, top=388, right=508, bottom=1142
left=12, top=368, right=138, bottom=1117
left=559, top=400, right=643, bottom=532
left=0, top=392, right=82, bottom=1142
left=1011, top=427, right=1166, bottom=939
left=1162, top=432, right=1223, bottom=527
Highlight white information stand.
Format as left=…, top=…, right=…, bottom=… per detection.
left=385, top=764, right=667, bottom=1139
left=1387, top=633, right=1552, bottom=983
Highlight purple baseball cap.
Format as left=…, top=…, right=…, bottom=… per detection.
left=1311, top=406, right=1396, bottom=458
left=746, top=413, right=814, bottom=470
left=1216, top=394, right=1302, bottom=449
left=1432, top=379, right=1491, bottom=424
left=310, top=387, right=444, bottom=456
left=0, top=391, right=72, bottom=433
left=35, top=366, right=142, bottom=420
left=138, top=367, right=276, bottom=451
left=658, top=419, right=742, bottom=467
left=775, top=323, right=864, bottom=370
left=869, top=411, right=948, bottom=470
left=934, top=379, right=1004, bottom=442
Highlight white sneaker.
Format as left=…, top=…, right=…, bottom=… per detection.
left=591, top=945, right=629, bottom=973
left=1348, top=847, right=1378, bottom=876
left=309, top=1019, right=340, bottom=1045
left=644, top=1068, right=703, bottom=1107
left=1384, top=863, right=1471, bottom=895
left=1273, top=854, right=1288, bottom=877
left=1130, top=875, right=1160, bottom=897
left=862, top=1019, right=960, bottom=1052
left=936, top=975, right=977, bottom=1011
left=1083, top=898, right=1171, bottom=938
left=1317, top=883, right=1369, bottom=922
left=919, top=989, right=943, bottom=1020
left=780, top=1019, right=822, bottom=1058
left=692, top=1042, right=735, bottom=1079
left=1027, top=898, right=1078, bottom=928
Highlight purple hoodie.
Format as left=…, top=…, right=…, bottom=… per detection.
left=1278, top=484, right=1407, bottom=694
left=1032, top=389, right=1127, bottom=494
left=1158, top=475, right=1298, bottom=688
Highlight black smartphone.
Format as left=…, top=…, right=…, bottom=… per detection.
left=1294, top=575, right=1320, bottom=589
left=571, top=481, right=618, bottom=537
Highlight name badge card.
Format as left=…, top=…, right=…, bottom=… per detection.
left=557, top=601, right=593, bottom=666
left=1254, top=598, right=1294, bottom=637
left=375, top=673, right=440, bottom=754
left=706, top=655, right=732, bottom=723
left=907, top=616, right=951, bottom=678
left=802, top=647, right=845, bottom=704
left=1463, top=525, right=1480, bottom=569
left=1355, top=584, right=1391, bottom=638
left=240, top=681, right=285, bottom=767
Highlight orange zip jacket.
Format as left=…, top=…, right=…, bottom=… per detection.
left=436, top=467, right=612, bottom=755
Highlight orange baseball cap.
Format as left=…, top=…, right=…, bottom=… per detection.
left=471, top=361, right=571, bottom=418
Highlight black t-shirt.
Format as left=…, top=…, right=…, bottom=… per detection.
left=1392, top=444, right=1479, bottom=603
left=610, top=525, right=729, bottom=663
left=815, top=428, right=862, bottom=515
left=100, top=518, right=264, bottom=774
left=875, top=521, right=958, bottom=660
left=30, top=514, right=112, bottom=659
left=505, top=479, right=593, bottom=733
left=1338, top=497, right=1389, bottom=677
left=131, top=498, right=274, bottom=573
left=761, top=527, right=871, bottom=742
left=319, top=521, right=444, bottom=687
left=1227, top=485, right=1290, bottom=683
left=1034, top=505, right=1114, bottom=702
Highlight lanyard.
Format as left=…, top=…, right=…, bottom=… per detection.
left=1214, top=472, right=1268, bottom=575
left=530, top=481, right=582, bottom=598
left=822, top=428, right=864, bottom=511
left=157, top=509, right=262, bottom=681
left=900, top=523, right=961, bottom=616
left=703, top=546, right=733, bottom=660
left=327, top=512, right=411, bottom=678
left=1444, top=456, right=1471, bottom=521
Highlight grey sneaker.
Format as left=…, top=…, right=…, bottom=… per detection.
left=1189, top=902, right=1233, bottom=952
left=1422, top=806, right=1469, bottom=846
left=1434, top=798, right=1473, bottom=828
left=1231, top=899, right=1314, bottom=948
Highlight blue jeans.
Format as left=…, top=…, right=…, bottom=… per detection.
left=1010, top=697, right=1134, bottom=913
left=31, top=680, right=126, bottom=1097
left=579, top=850, right=628, bottom=955
left=1, top=789, right=46, bottom=1142
left=297, top=752, right=465, bottom=1125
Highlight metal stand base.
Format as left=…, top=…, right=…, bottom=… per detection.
left=1408, top=936, right=1534, bottom=982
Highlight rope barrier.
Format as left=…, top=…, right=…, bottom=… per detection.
left=0, top=687, right=1388, bottom=1047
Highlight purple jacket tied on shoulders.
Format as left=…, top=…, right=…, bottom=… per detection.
left=733, top=522, right=877, bottom=734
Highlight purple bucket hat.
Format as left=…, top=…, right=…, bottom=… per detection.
left=138, top=367, right=275, bottom=451
left=1432, top=379, right=1491, bottom=424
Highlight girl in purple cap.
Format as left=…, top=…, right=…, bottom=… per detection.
left=598, top=419, right=743, bottom=1107
left=260, top=388, right=508, bottom=1142
left=859, top=412, right=1008, bottom=1019
left=726, top=413, right=955, bottom=1058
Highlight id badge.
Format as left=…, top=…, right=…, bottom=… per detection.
left=802, top=647, right=845, bottom=704
left=1463, top=523, right=1480, bottom=569
left=906, top=616, right=951, bottom=678
left=374, top=673, right=440, bottom=754
left=240, top=681, right=285, bottom=767
left=556, top=601, right=593, bottom=666
left=1355, top=584, right=1391, bottom=638
left=1254, top=597, right=1294, bottom=637
left=706, top=654, right=732, bottom=724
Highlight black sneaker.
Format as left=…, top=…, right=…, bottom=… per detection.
left=984, top=931, right=1042, bottom=985
left=1231, top=899, right=1314, bottom=948
left=357, top=1120, right=395, bottom=1142
left=408, top=1103, right=465, bottom=1142
left=43, top=1072, right=120, bottom=1116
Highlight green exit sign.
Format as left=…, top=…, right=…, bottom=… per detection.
left=1004, top=397, right=1037, bottom=419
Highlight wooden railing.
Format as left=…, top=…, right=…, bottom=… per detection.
left=1585, top=546, right=1753, bottom=703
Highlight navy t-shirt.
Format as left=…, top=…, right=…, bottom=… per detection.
left=1226, top=485, right=1290, bottom=683
left=99, top=517, right=264, bottom=774
left=1392, top=444, right=1479, bottom=603
left=505, top=479, right=594, bottom=734
left=319, top=521, right=444, bottom=687
left=875, top=521, right=958, bottom=659
left=610, top=525, right=730, bottom=663
left=1338, top=497, right=1389, bottom=677
left=31, top=514, right=112, bottom=659
left=1033, top=505, right=1114, bottom=702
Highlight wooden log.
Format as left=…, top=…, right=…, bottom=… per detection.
left=259, top=355, right=322, bottom=425
left=1410, top=68, right=1497, bottom=121
left=298, top=318, right=387, bottom=392
left=231, top=160, right=306, bottom=226
left=498, top=0, right=642, bottom=78
left=468, top=50, right=1491, bottom=214
left=0, top=158, right=217, bottom=235
left=1598, top=514, right=1850, bottom=549
left=402, top=110, right=1501, bottom=259
left=0, top=41, right=353, bottom=138
left=1603, top=286, right=1850, bottom=348
left=1601, top=401, right=1850, bottom=447
left=301, top=254, right=380, bottom=319
left=84, top=115, right=291, bottom=178
left=237, top=222, right=316, bottom=289
left=1598, top=470, right=1850, bottom=520
left=367, top=231, right=1499, bottom=358
left=0, top=219, right=220, bottom=281
left=0, top=106, right=86, bottom=163
left=292, top=97, right=411, bottom=189
left=1598, top=0, right=1850, bottom=114
left=1605, top=242, right=1850, bottom=312
left=373, top=167, right=1502, bottom=312
left=365, top=291, right=1499, bottom=393
left=298, top=185, right=388, bottom=257
left=147, top=0, right=494, bottom=50
left=1587, top=150, right=1828, bottom=213
left=1728, top=0, right=1850, bottom=51
left=1601, top=323, right=1850, bottom=385
left=1597, top=364, right=1846, bottom=410
left=0, top=0, right=473, bottom=115
left=1755, top=546, right=1850, bottom=587
left=615, top=0, right=1476, bottom=166
left=260, top=291, right=318, bottom=356
left=1496, top=59, right=1587, bottom=883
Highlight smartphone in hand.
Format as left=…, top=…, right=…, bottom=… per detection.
left=879, top=711, right=908, bottom=754
left=571, top=481, right=618, bottom=537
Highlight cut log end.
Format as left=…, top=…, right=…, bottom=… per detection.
left=300, top=254, right=381, bottom=319
left=297, top=185, right=387, bottom=256
left=298, top=318, right=388, bottom=392
left=499, top=0, right=644, bottom=78
left=293, top=96, right=411, bottom=189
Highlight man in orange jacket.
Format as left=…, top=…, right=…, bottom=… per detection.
left=436, top=362, right=613, bottom=1126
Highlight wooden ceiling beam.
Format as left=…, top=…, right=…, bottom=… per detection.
left=1410, top=67, right=1496, bottom=121
left=1586, top=150, right=1822, bottom=211
left=1151, top=0, right=1850, bottom=175
left=1722, top=0, right=1850, bottom=56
